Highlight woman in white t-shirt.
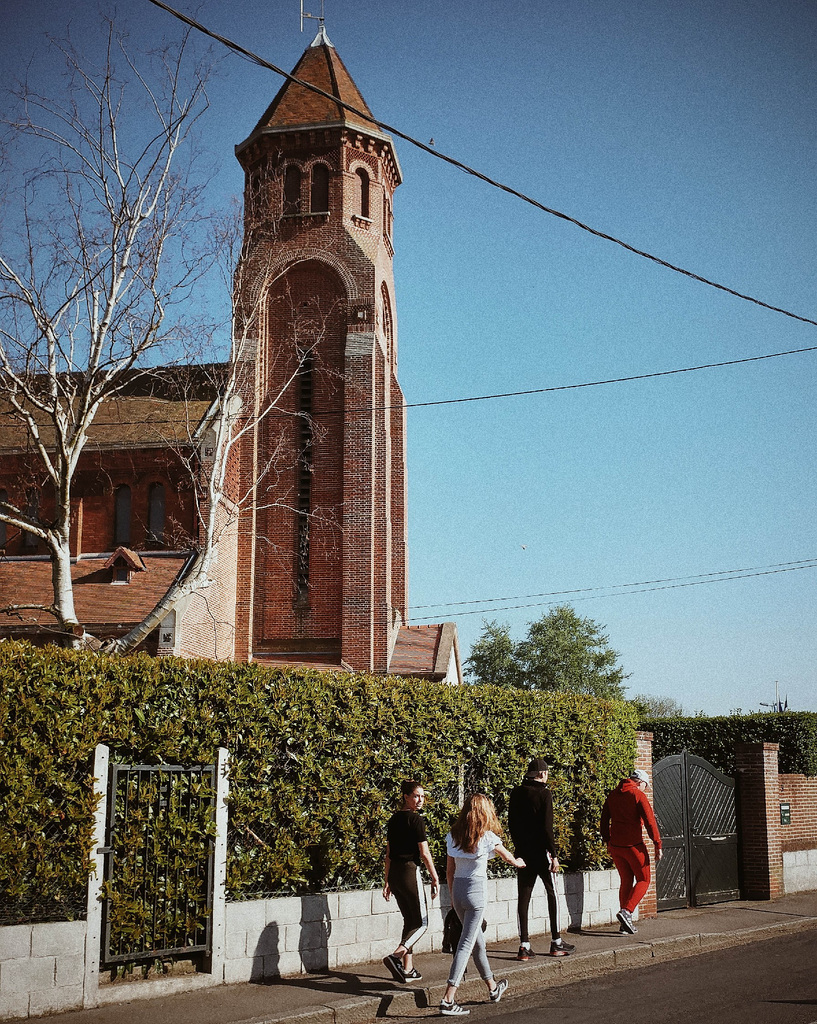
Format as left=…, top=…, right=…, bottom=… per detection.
left=440, top=794, right=525, bottom=1016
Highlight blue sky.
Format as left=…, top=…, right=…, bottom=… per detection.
left=3, top=0, right=816, bottom=713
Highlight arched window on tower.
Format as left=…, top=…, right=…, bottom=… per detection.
left=114, top=485, right=131, bottom=547
left=283, top=165, right=302, bottom=215
left=147, top=483, right=165, bottom=545
left=356, top=168, right=370, bottom=219
left=310, top=164, right=330, bottom=214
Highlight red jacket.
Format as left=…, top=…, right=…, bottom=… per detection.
left=600, top=779, right=662, bottom=849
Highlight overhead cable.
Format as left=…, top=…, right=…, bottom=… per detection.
left=36, top=340, right=817, bottom=431
left=145, top=0, right=817, bottom=331
left=408, top=559, right=817, bottom=621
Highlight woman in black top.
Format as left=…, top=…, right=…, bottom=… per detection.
left=382, top=780, right=440, bottom=982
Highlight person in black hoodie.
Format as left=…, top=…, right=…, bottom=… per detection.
left=508, top=757, right=575, bottom=959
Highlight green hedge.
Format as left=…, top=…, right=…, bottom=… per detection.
left=643, top=711, right=817, bottom=777
left=0, top=640, right=638, bottom=922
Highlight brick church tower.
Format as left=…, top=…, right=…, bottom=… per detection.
left=233, top=26, right=408, bottom=673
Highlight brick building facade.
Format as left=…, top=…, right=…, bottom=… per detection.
left=0, top=29, right=462, bottom=684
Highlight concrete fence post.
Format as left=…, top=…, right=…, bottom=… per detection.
left=82, top=742, right=109, bottom=1008
left=208, top=747, right=230, bottom=980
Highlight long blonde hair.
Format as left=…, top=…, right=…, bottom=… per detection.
left=450, top=793, right=503, bottom=853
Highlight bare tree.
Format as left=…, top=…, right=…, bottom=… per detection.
left=0, top=20, right=217, bottom=641
left=102, top=204, right=335, bottom=655
left=0, top=24, right=348, bottom=654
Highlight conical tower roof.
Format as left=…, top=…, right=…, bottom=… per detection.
left=245, top=27, right=378, bottom=139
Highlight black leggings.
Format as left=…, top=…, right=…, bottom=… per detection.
left=388, top=861, right=428, bottom=950
left=517, top=857, right=559, bottom=941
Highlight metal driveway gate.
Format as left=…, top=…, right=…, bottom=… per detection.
left=653, top=750, right=739, bottom=910
left=100, top=762, right=216, bottom=967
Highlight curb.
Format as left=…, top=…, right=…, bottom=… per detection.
left=226, top=914, right=817, bottom=1024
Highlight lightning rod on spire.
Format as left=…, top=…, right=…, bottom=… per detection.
left=300, top=0, right=325, bottom=32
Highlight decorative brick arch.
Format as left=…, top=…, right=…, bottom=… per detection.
left=260, top=249, right=357, bottom=305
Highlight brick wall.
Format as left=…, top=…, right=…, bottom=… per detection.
left=778, top=772, right=817, bottom=894
left=778, top=773, right=817, bottom=852
left=633, top=731, right=658, bottom=918
left=0, top=448, right=196, bottom=558
left=735, top=743, right=784, bottom=900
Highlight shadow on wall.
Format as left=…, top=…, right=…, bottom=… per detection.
left=563, top=874, right=586, bottom=932
left=251, top=893, right=331, bottom=981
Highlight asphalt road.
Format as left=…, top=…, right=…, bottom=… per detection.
left=446, top=931, right=817, bottom=1024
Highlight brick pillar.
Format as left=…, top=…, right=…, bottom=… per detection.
left=342, top=332, right=376, bottom=672
left=736, top=742, right=783, bottom=900
left=634, top=731, right=658, bottom=917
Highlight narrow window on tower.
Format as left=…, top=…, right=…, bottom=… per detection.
left=147, top=482, right=165, bottom=545
left=310, top=164, right=330, bottom=214
left=295, top=352, right=314, bottom=605
left=114, top=485, right=131, bottom=547
left=283, top=165, right=302, bottom=215
left=356, top=168, right=370, bottom=219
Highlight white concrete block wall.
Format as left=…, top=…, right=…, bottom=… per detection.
left=0, top=869, right=623, bottom=1017
left=223, top=869, right=622, bottom=982
left=783, top=849, right=817, bottom=894
left=0, top=921, right=86, bottom=1021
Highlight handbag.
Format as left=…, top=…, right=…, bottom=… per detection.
left=442, top=907, right=487, bottom=953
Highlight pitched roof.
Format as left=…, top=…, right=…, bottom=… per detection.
left=245, top=29, right=378, bottom=138
left=389, top=623, right=460, bottom=681
left=0, top=553, right=192, bottom=634
left=0, top=367, right=223, bottom=452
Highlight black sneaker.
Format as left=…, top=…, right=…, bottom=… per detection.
left=616, top=909, right=637, bottom=935
left=549, top=938, right=575, bottom=956
left=403, top=968, right=422, bottom=981
left=440, top=999, right=470, bottom=1016
left=489, top=979, right=509, bottom=1003
left=516, top=944, right=532, bottom=961
left=383, top=954, right=406, bottom=982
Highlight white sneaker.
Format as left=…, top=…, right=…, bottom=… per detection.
left=440, top=999, right=470, bottom=1016
left=489, top=979, right=509, bottom=1003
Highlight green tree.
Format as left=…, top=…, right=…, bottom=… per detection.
left=463, top=620, right=523, bottom=688
left=631, top=693, right=684, bottom=719
left=465, top=604, right=628, bottom=698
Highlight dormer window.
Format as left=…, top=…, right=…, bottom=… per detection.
left=284, top=165, right=302, bottom=215
left=104, top=546, right=146, bottom=585
left=310, top=164, right=330, bottom=214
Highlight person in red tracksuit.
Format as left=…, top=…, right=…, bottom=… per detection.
left=600, top=769, right=662, bottom=934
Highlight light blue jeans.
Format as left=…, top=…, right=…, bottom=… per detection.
left=448, top=876, right=494, bottom=988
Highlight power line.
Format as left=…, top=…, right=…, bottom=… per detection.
left=146, top=0, right=817, bottom=331
left=400, top=344, right=817, bottom=411
left=408, top=559, right=817, bottom=622
left=11, top=340, right=817, bottom=431
left=408, top=558, right=817, bottom=609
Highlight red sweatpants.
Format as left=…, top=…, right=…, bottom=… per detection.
left=608, top=843, right=651, bottom=913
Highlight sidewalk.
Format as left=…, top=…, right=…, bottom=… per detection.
left=43, top=891, right=817, bottom=1024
